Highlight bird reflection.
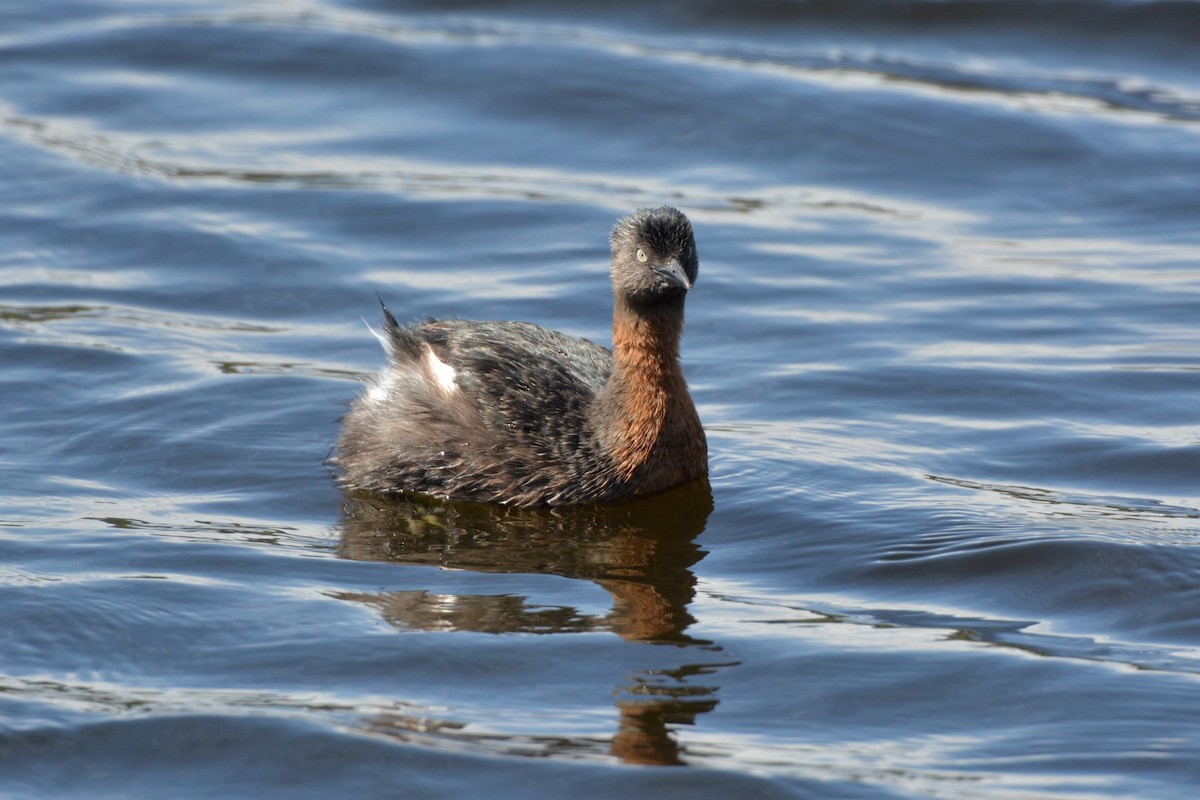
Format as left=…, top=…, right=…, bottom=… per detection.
left=336, top=478, right=730, bottom=765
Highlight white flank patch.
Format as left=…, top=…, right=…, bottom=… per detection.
left=365, top=370, right=394, bottom=406
left=423, top=344, right=458, bottom=393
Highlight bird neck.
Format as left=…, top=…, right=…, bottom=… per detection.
left=610, top=295, right=685, bottom=379
left=599, top=295, right=704, bottom=485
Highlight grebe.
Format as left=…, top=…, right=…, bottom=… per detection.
left=335, top=206, right=706, bottom=507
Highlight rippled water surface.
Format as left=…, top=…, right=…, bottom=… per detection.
left=3, top=1, right=1199, bottom=797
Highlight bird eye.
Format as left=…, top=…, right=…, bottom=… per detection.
left=636, top=248, right=648, bottom=262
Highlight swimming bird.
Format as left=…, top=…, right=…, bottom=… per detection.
left=335, top=206, right=707, bottom=507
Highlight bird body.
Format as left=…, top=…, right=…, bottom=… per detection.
left=336, top=207, right=707, bottom=507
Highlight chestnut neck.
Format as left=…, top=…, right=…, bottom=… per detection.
left=601, top=292, right=702, bottom=487
left=609, top=294, right=686, bottom=383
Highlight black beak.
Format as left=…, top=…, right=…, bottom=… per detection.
left=652, top=259, right=692, bottom=291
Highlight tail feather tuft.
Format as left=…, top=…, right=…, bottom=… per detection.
left=375, top=296, right=422, bottom=363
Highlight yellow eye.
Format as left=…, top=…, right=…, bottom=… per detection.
left=636, top=248, right=648, bottom=262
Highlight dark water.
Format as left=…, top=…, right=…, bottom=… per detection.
left=3, top=1, right=1199, bottom=797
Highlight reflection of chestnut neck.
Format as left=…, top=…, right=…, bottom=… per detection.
left=599, top=577, right=694, bottom=642
left=613, top=703, right=685, bottom=766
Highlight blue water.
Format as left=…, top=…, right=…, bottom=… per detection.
left=2, top=1, right=1199, bottom=797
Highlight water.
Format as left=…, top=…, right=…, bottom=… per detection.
left=2, top=1, right=1199, bottom=797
